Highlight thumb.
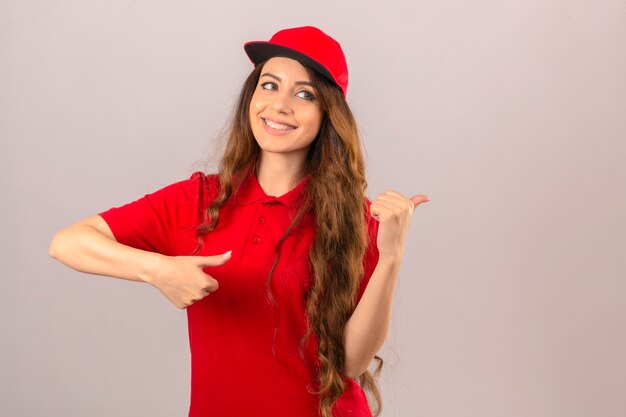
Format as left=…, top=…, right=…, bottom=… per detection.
left=195, top=251, right=232, bottom=267
left=409, top=195, right=430, bottom=212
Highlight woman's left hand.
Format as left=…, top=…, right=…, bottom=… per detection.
left=369, top=190, right=430, bottom=259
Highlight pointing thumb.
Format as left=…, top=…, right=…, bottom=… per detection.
left=411, top=194, right=430, bottom=206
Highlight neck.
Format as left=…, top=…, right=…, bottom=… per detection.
left=254, top=152, right=307, bottom=197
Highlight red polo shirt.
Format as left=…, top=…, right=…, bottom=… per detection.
left=98, top=169, right=380, bottom=417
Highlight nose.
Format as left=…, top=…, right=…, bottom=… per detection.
left=271, top=89, right=293, bottom=114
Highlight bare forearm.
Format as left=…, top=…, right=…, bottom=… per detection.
left=49, top=225, right=162, bottom=284
left=343, top=255, right=401, bottom=378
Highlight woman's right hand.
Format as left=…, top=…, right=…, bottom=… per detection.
left=49, top=215, right=233, bottom=309
left=148, top=251, right=232, bottom=309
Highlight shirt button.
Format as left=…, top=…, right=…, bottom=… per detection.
left=259, top=216, right=266, bottom=224
left=253, top=236, right=261, bottom=244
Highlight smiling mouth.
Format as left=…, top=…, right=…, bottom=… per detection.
left=262, top=118, right=297, bottom=131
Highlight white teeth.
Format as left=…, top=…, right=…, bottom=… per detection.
left=264, top=118, right=294, bottom=130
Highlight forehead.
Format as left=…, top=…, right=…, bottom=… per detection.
left=260, top=57, right=312, bottom=81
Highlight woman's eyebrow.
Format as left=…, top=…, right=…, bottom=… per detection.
left=260, top=72, right=314, bottom=87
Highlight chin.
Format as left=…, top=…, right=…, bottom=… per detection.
left=255, top=141, right=307, bottom=155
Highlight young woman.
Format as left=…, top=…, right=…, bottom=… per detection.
left=49, top=26, right=430, bottom=417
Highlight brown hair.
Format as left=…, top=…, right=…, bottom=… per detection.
left=194, top=60, right=384, bottom=417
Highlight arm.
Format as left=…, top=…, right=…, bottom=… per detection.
left=49, top=172, right=229, bottom=309
left=342, top=254, right=401, bottom=379
left=48, top=215, right=164, bottom=284
left=49, top=215, right=228, bottom=308
left=342, top=190, right=430, bottom=378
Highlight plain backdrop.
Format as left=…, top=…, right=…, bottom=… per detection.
left=2, top=1, right=625, bottom=416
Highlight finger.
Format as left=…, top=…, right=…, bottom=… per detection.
left=202, top=277, right=219, bottom=293
left=377, top=196, right=414, bottom=215
left=195, top=251, right=232, bottom=267
left=370, top=199, right=395, bottom=220
left=372, top=199, right=399, bottom=212
left=376, top=191, right=424, bottom=214
left=378, top=191, right=429, bottom=207
left=410, top=195, right=431, bottom=207
left=374, top=195, right=414, bottom=215
left=381, top=189, right=407, bottom=200
left=375, top=192, right=407, bottom=205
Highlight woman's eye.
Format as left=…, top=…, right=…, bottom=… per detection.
left=261, top=82, right=277, bottom=91
left=260, top=82, right=315, bottom=101
left=297, top=90, right=315, bottom=101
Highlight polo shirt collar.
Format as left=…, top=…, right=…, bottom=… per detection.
left=236, top=169, right=310, bottom=208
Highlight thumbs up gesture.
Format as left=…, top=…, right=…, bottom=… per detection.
left=369, top=191, right=430, bottom=260
left=147, top=251, right=232, bottom=309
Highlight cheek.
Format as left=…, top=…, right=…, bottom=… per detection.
left=249, top=97, right=257, bottom=117
left=309, top=111, right=323, bottom=132
left=249, top=91, right=264, bottom=115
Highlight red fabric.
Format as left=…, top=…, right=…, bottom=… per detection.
left=98, top=169, right=380, bottom=417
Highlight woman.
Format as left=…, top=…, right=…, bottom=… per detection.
left=49, top=26, right=430, bottom=417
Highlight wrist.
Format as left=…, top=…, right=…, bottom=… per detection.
left=377, top=250, right=403, bottom=266
left=375, top=252, right=403, bottom=277
left=138, top=252, right=166, bottom=285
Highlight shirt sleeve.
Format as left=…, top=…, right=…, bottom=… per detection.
left=97, top=171, right=207, bottom=256
left=355, top=198, right=380, bottom=306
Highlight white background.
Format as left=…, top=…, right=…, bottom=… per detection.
left=2, top=1, right=625, bottom=416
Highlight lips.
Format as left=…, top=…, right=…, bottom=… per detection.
left=262, top=117, right=297, bottom=131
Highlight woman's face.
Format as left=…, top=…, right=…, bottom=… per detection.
left=249, top=57, right=323, bottom=162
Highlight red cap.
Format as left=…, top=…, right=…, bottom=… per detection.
left=243, top=26, right=349, bottom=99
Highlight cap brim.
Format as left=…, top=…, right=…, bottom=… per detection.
left=243, top=41, right=339, bottom=92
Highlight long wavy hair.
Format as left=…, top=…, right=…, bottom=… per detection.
left=193, top=59, right=384, bottom=417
